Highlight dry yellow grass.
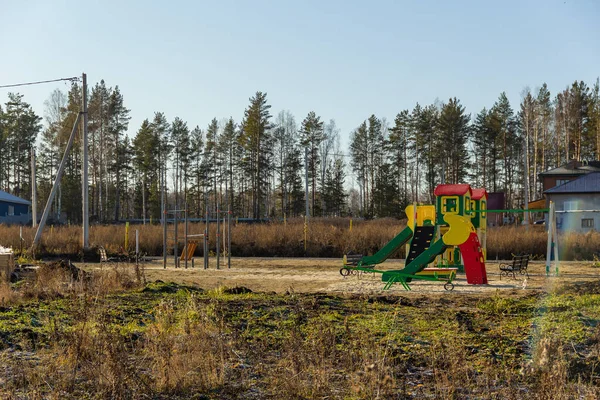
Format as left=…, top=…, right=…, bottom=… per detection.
left=0, top=218, right=598, bottom=260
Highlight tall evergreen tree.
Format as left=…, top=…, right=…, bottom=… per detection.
left=132, top=119, right=159, bottom=222
left=2, top=93, right=42, bottom=198
left=389, top=110, right=411, bottom=208
left=349, top=121, right=368, bottom=216
left=239, top=92, right=273, bottom=219
left=170, top=117, right=191, bottom=207
left=438, top=98, right=471, bottom=184
left=299, top=111, right=324, bottom=216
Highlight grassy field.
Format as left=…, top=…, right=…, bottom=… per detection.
left=0, top=259, right=599, bottom=399
left=1, top=218, right=598, bottom=260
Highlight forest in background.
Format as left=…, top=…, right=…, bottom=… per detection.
left=0, top=78, right=599, bottom=222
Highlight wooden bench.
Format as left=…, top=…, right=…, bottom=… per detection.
left=499, top=254, right=529, bottom=279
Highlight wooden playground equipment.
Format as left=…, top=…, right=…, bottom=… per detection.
left=162, top=200, right=231, bottom=269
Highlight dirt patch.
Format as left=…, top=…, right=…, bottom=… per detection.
left=222, top=286, right=253, bottom=294
left=76, top=258, right=600, bottom=298
left=38, top=260, right=89, bottom=281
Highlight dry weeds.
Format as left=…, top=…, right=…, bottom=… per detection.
left=0, top=261, right=599, bottom=399
left=1, top=218, right=598, bottom=261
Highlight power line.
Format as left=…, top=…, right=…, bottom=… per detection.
left=0, top=76, right=79, bottom=89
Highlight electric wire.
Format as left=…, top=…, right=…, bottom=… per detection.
left=0, top=76, right=79, bottom=89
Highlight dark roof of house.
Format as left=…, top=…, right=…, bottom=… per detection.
left=539, top=160, right=600, bottom=176
left=0, top=190, right=31, bottom=205
left=544, top=172, right=600, bottom=194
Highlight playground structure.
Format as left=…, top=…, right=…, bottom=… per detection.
left=162, top=201, right=231, bottom=269
left=341, top=183, right=490, bottom=291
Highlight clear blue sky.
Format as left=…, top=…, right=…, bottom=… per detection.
left=1, top=0, right=599, bottom=147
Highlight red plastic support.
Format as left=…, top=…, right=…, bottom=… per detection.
left=459, top=232, right=488, bottom=284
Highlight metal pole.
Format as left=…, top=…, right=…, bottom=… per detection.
left=82, top=73, right=89, bottom=249
left=305, top=147, right=309, bottom=218
left=135, top=229, right=139, bottom=265
left=31, top=148, right=37, bottom=228
left=523, top=140, right=530, bottom=227
left=174, top=209, right=178, bottom=268
left=552, top=202, right=559, bottom=275
left=205, top=194, right=209, bottom=269
left=32, top=112, right=82, bottom=248
left=228, top=203, right=231, bottom=269
left=304, top=147, right=309, bottom=255
left=162, top=180, right=167, bottom=269
left=216, top=201, right=220, bottom=270
left=545, top=201, right=553, bottom=276
left=184, top=202, right=188, bottom=269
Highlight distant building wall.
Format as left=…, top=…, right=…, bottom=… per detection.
left=487, top=192, right=505, bottom=226
left=541, top=175, right=582, bottom=192
left=0, top=201, right=29, bottom=217
left=0, top=200, right=30, bottom=225
left=546, top=193, right=600, bottom=233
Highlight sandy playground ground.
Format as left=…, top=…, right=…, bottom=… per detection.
left=79, top=257, right=600, bottom=297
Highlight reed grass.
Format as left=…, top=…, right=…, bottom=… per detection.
left=0, top=218, right=597, bottom=260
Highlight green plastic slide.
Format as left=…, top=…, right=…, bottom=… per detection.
left=360, top=226, right=413, bottom=266
left=402, top=238, right=448, bottom=275
left=380, top=238, right=448, bottom=282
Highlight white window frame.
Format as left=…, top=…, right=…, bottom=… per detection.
left=8, top=205, right=14, bottom=216
left=582, top=218, right=594, bottom=228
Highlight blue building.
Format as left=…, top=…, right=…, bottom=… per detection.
left=0, top=190, right=31, bottom=225
left=544, top=172, right=600, bottom=233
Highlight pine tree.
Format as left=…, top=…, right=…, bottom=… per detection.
left=273, top=111, right=300, bottom=218
left=536, top=84, right=553, bottom=193
left=189, top=125, right=204, bottom=217
left=170, top=117, right=190, bottom=207
left=0, top=104, right=6, bottom=190
left=366, top=114, right=385, bottom=215
left=372, top=163, right=398, bottom=217
left=2, top=93, right=42, bottom=198
left=202, top=118, right=219, bottom=212
left=239, top=92, right=273, bottom=219
left=490, top=92, right=518, bottom=206
left=219, top=118, right=238, bottom=213
left=590, top=79, right=600, bottom=159
left=151, top=112, right=171, bottom=209
left=107, top=86, right=131, bottom=220
left=299, top=111, right=324, bottom=216
left=132, top=119, right=159, bottom=221
left=568, top=81, right=591, bottom=160
left=389, top=110, right=411, bottom=208
left=349, top=121, right=368, bottom=216
left=323, top=158, right=347, bottom=216
left=412, top=104, right=440, bottom=203
left=438, top=98, right=471, bottom=184
left=88, top=80, right=111, bottom=221
left=58, top=83, right=83, bottom=222
left=285, top=145, right=305, bottom=217
left=519, top=90, right=536, bottom=203
left=319, top=120, right=339, bottom=216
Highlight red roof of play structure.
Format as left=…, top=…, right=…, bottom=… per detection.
left=434, top=184, right=472, bottom=197
left=471, top=188, right=488, bottom=200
